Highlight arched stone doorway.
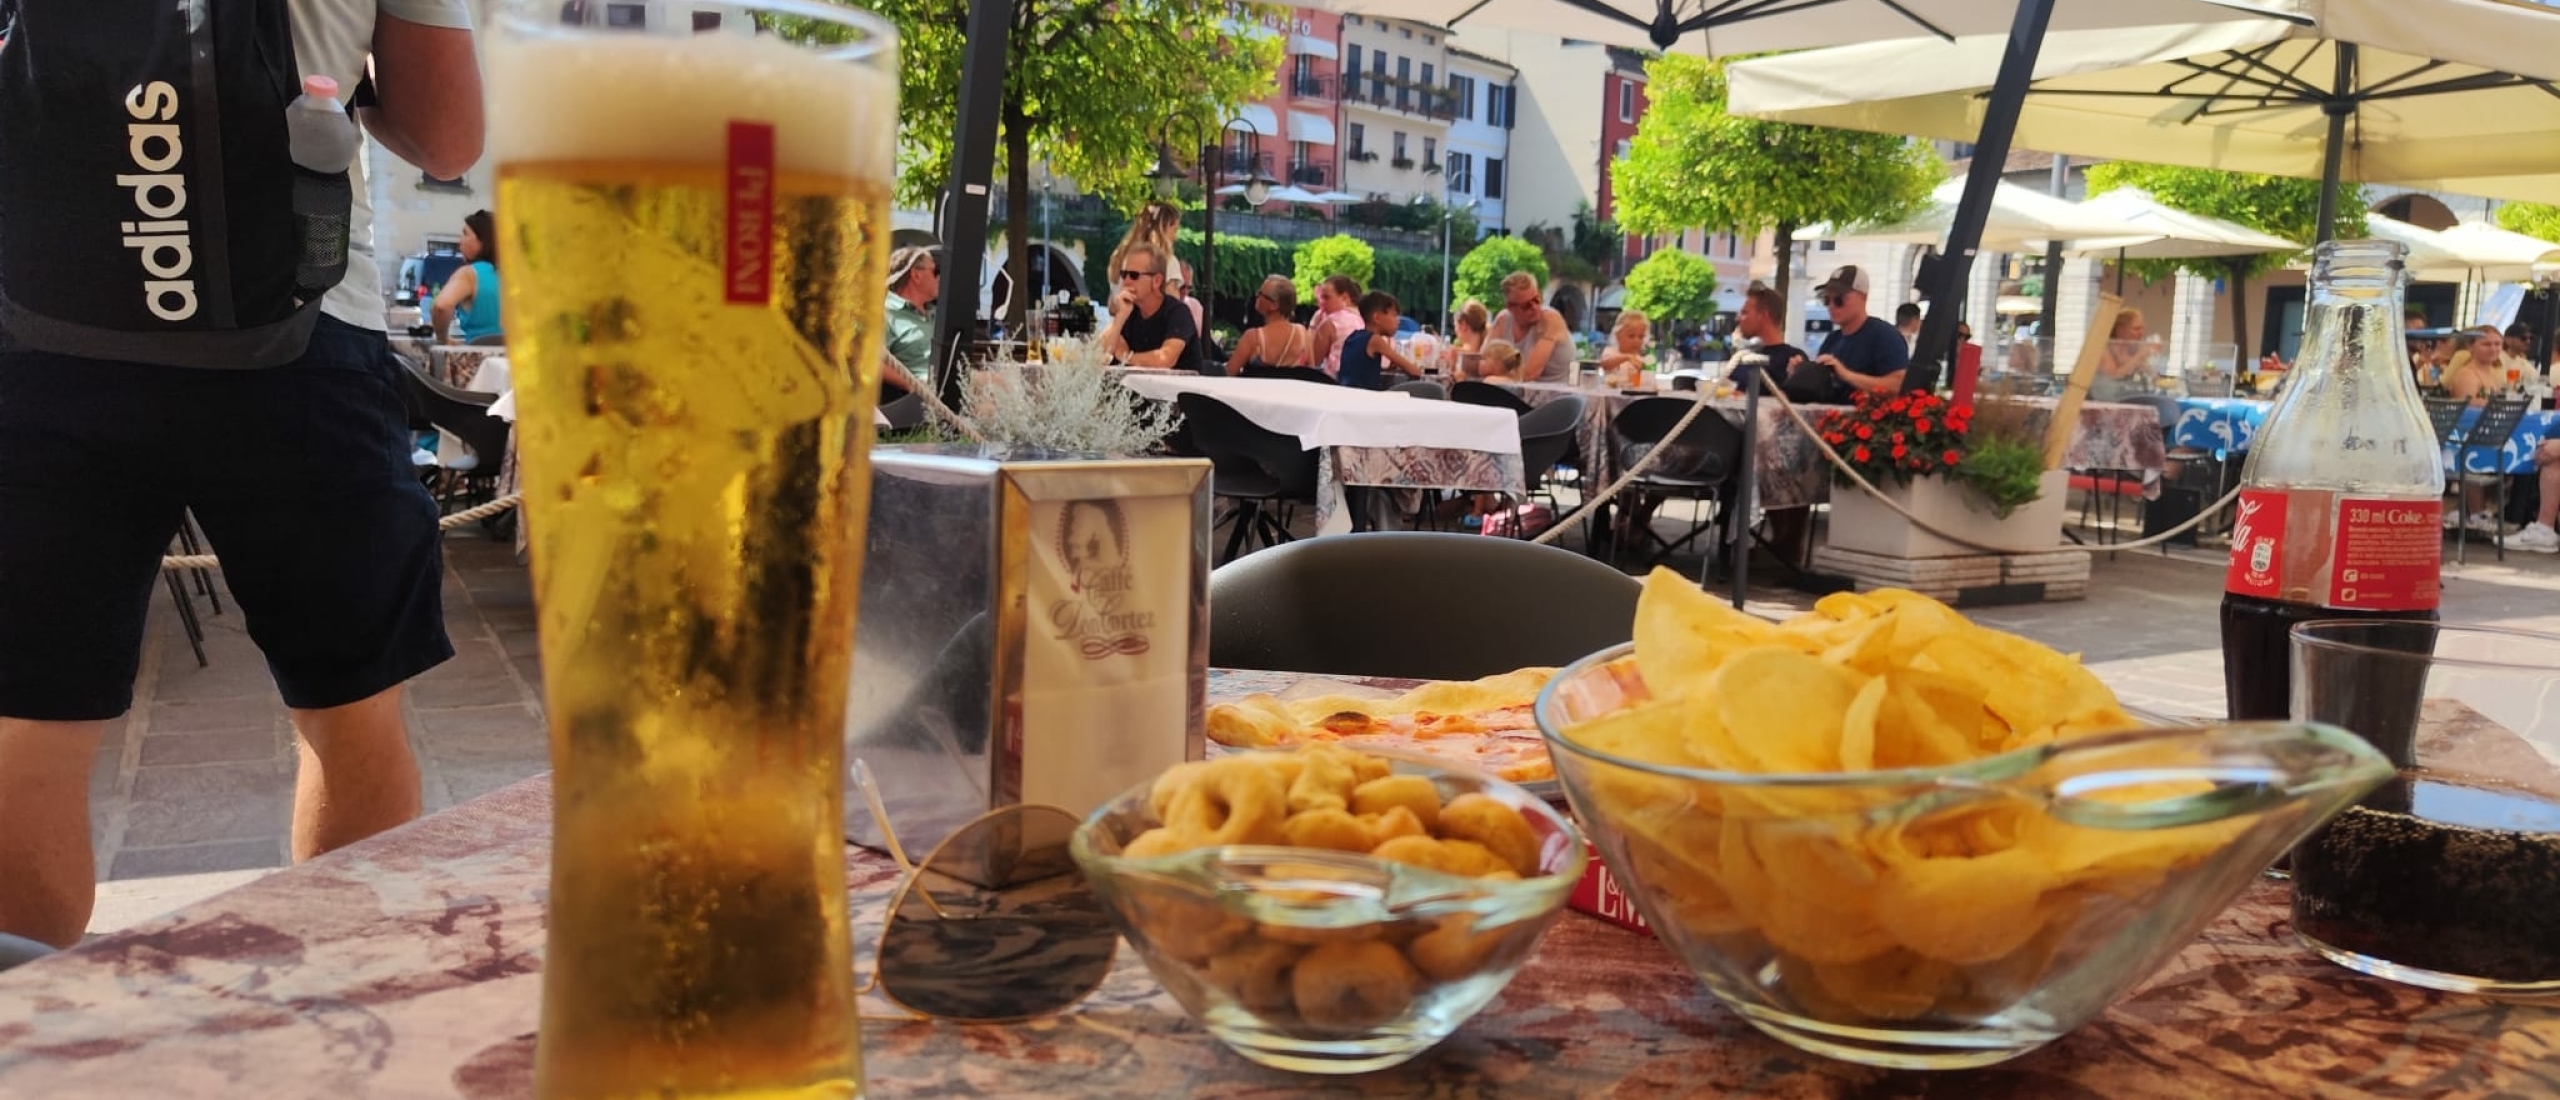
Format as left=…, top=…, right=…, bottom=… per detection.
left=987, top=241, right=1089, bottom=321
left=2373, top=192, right=2458, bottom=231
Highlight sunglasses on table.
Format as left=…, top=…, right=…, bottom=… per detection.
left=851, top=760, right=1119, bottom=1023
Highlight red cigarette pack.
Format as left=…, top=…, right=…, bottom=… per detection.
left=1566, top=840, right=1653, bottom=936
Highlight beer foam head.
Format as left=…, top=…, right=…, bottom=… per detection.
left=487, top=21, right=894, bottom=183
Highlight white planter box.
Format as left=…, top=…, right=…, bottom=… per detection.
left=1825, top=469, right=2070, bottom=559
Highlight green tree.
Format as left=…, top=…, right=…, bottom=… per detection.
left=1453, top=236, right=1550, bottom=308
left=1613, top=54, right=1937, bottom=309
left=2496, top=202, right=2560, bottom=244
left=852, top=0, right=1285, bottom=330
left=1292, top=234, right=1376, bottom=293
left=2083, top=163, right=2362, bottom=356
left=1623, top=249, right=1720, bottom=325
left=1571, top=202, right=1625, bottom=280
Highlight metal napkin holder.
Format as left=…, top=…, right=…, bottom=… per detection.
left=846, top=444, right=1211, bottom=855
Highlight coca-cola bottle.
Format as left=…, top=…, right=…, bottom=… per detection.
left=2221, top=239, right=2444, bottom=720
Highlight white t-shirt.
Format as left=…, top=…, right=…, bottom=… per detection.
left=297, top=0, right=479, bottom=333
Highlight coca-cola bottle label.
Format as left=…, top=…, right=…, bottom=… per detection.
left=2225, top=488, right=2441, bottom=610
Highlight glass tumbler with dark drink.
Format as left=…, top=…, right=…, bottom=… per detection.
left=2221, top=240, right=2443, bottom=722
left=2289, top=621, right=2560, bottom=995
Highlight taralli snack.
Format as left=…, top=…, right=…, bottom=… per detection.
left=1091, top=744, right=1581, bottom=1051
left=1562, top=569, right=2251, bottom=1025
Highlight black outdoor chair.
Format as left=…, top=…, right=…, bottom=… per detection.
left=1611, top=396, right=1746, bottom=570
left=401, top=363, right=512, bottom=523
left=2451, top=394, right=2535, bottom=564
left=1517, top=394, right=1585, bottom=510
left=1450, top=380, right=1535, bottom=415
left=1178, top=393, right=1321, bottom=564
left=1391, top=379, right=1447, bottom=400
left=2424, top=395, right=2469, bottom=452
left=161, top=512, right=222, bottom=669
left=1208, top=532, right=1641, bottom=679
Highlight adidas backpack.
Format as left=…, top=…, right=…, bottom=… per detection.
left=0, top=0, right=350, bottom=369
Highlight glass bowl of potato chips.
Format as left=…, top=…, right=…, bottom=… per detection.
left=1537, top=572, right=2391, bottom=1070
left=1071, top=745, right=1586, bottom=1073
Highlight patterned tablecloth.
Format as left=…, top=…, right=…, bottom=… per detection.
left=2, top=670, right=2553, bottom=1099
left=2175, top=398, right=2557, bottom=475
left=1515, top=387, right=2167, bottom=511
left=2453, top=406, right=2560, bottom=476
left=2173, top=396, right=2270, bottom=457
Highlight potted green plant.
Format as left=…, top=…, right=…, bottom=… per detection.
left=1815, top=390, right=2066, bottom=558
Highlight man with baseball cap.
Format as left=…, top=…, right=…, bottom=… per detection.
left=1811, top=265, right=1909, bottom=400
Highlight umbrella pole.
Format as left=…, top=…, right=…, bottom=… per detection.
left=2313, top=44, right=2357, bottom=246
left=1908, top=0, right=2058, bottom=393
left=2115, top=246, right=2125, bottom=295
left=930, top=0, right=1013, bottom=403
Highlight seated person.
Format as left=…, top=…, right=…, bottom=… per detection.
left=1336, top=291, right=1426, bottom=390
left=878, top=245, right=937, bottom=400
left=2444, top=327, right=2507, bottom=405
left=1597, top=310, right=1651, bottom=380
left=1722, top=282, right=1808, bottom=397
left=1474, top=339, right=1523, bottom=383
left=1227, top=274, right=1313, bottom=377
left=1097, top=242, right=1204, bottom=374
left=1811, top=265, right=1910, bottom=401
left=2513, top=440, right=2560, bottom=553
left=2090, top=307, right=2162, bottom=402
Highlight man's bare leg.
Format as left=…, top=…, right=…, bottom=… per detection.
left=288, top=685, right=421, bottom=861
left=0, top=718, right=109, bottom=947
left=2539, top=442, right=2559, bottom=530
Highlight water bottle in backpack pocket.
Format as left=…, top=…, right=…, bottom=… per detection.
left=0, top=0, right=353, bottom=369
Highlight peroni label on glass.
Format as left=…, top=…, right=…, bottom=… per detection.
left=723, top=121, right=775, bottom=306
left=2224, top=488, right=2440, bottom=610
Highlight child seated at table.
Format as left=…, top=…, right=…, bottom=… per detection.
left=1475, top=340, right=1523, bottom=383
left=1336, top=291, right=1428, bottom=391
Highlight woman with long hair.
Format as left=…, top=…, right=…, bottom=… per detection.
left=1227, top=275, right=1314, bottom=376
left=2091, top=307, right=2161, bottom=401
left=432, top=209, right=502, bottom=345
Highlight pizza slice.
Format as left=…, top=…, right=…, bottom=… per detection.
left=1207, top=668, right=1558, bottom=783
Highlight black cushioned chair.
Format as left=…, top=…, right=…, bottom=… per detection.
left=1450, top=380, right=1535, bottom=415
left=1611, top=396, right=1746, bottom=569
left=1208, top=531, right=1641, bottom=679
left=1179, top=393, right=1322, bottom=564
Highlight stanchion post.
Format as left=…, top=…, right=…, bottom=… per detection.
left=1728, top=369, right=1761, bottom=610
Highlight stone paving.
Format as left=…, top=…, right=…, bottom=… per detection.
left=78, top=511, right=2560, bottom=935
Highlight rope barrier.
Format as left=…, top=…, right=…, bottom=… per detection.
left=161, top=493, right=523, bottom=572
left=1519, top=385, right=2243, bottom=556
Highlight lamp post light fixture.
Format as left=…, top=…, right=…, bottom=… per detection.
left=1148, top=114, right=1277, bottom=328
left=1437, top=185, right=1480, bottom=332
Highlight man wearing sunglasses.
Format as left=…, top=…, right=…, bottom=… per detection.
left=1810, top=265, right=1909, bottom=401
left=1099, top=242, right=1204, bottom=374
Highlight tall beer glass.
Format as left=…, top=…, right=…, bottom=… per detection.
left=487, top=4, right=894, bottom=1098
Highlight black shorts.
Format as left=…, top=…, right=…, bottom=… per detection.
left=0, top=316, right=453, bottom=720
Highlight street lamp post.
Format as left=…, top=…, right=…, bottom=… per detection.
left=1150, top=116, right=1276, bottom=327
left=1435, top=178, right=1479, bottom=331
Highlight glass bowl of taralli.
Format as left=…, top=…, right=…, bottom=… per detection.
left=1537, top=574, right=2391, bottom=1070
left=1070, top=745, right=1587, bottom=1073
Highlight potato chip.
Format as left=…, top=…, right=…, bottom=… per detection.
left=1839, top=676, right=1887, bottom=772
left=1633, top=568, right=1782, bottom=697
left=1709, top=647, right=1865, bottom=773
left=1809, top=948, right=1958, bottom=1021
left=1871, top=846, right=2053, bottom=965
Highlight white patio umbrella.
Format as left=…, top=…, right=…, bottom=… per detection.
left=1309, top=0, right=2269, bottom=57
left=1214, top=183, right=1338, bottom=205
left=2428, top=222, right=2560, bottom=285
left=1806, top=178, right=2159, bottom=251
left=1725, top=4, right=2560, bottom=209
left=2361, top=213, right=2476, bottom=281
left=2063, top=188, right=2300, bottom=263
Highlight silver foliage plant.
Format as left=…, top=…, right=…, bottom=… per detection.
left=925, top=337, right=1183, bottom=456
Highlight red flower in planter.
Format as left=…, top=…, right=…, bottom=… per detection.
left=1943, top=449, right=1962, bottom=465
left=1854, top=424, right=1875, bottom=441
left=1892, top=445, right=1910, bottom=461
left=1915, top=418, right=1933, bottom=434
left=1854, top=446, right=1872, bottom=462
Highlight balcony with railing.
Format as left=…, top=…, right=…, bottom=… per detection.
left=1390, top=155, right=1416, bottom=170
left=1289, top=158, right=1334, bottom=188
left=1289, top=73, right=1335, bottom=100
left=1341, top=79, right=1463, bottom=123
left=1422, top=158, right=1442, bottom=175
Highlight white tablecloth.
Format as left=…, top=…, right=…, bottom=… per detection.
left=1116, top=374, right=1521, bottom=457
